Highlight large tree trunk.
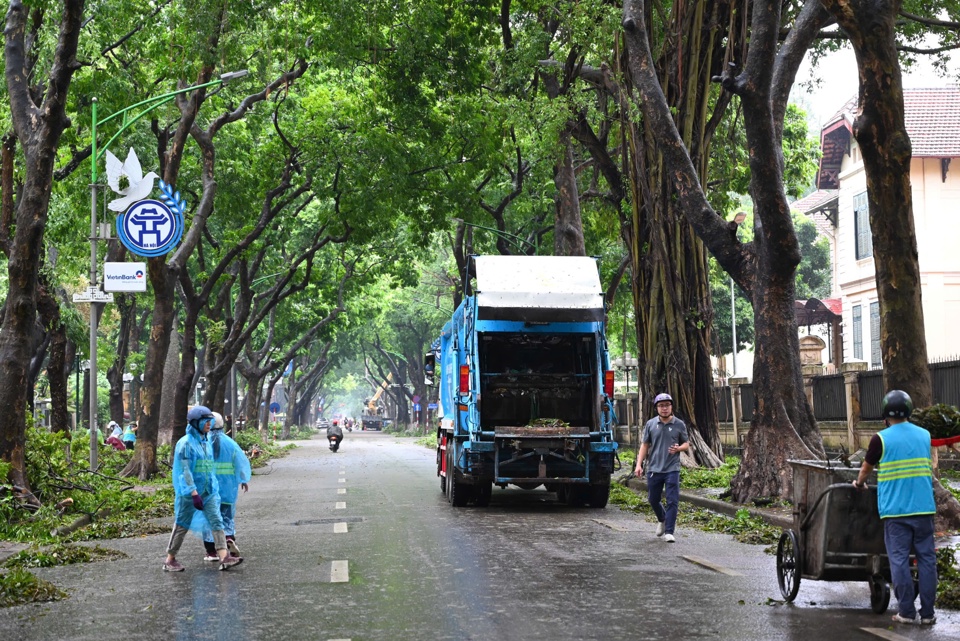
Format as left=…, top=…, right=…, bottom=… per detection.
left=614, top=0, right=729, bottom=466
left=823, top=0, right=931, bottom=404
left=38, top=276, right=71, bottom=433
left=822, top=0, right=959, bottom=528
left=622, top=0, right=826, bottom=501
left=122, top=263, right=176, bottom=478
left=0, top=0, right=84, bottom=493
left=553, top=134, right=586, bottom=257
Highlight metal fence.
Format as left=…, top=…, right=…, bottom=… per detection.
left=715, top=386, right=732, bottom=422
left=712, top=359, right=959, bottom=427
left=812, top=374, right=846, bottom=420
left=932, top=359, right=960, bottom=407
left=858, top=369, right=886, bottom=419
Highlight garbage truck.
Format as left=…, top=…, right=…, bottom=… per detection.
left=432, top=255, right=618, bottom=508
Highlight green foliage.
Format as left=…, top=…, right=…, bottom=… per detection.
left=414, top=435, right=435, bottom=449
left=910, top=404, right=960, bottom=439
left=277, top=424, right=315, bottom=440
left=3, top=544, right=128, bottom=570
left=937, top=545, right=960, bottom=610
left=232, top=429, right=294, bottom=468
left=679, top=507, right=780, bottom=545
left=0, top=428, right=173, bottom=544
left=680, top=456, right=740, bottom=489
left=0, top=569, right=67, bottom=608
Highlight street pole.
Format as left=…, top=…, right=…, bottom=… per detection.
left=89, top=98, right=100, bottom=470
left=82, top=71, right=248, bottom=472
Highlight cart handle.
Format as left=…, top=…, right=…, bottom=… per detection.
left=798, top=482, right=870, bottom=533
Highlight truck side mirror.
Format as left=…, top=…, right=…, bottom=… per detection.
left=424, top=353, right=436, bottom=386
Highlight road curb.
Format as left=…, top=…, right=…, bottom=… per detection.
left=620, top=475, right=794, bottom=530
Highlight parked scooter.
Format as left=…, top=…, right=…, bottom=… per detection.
left=327, top=422, right=344, bottom=452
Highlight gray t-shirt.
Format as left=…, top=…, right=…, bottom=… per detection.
left=641, top=416, right=689, bottom=473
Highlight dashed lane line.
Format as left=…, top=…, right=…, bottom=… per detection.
left=860, top=628, right=913, bottom=640
left=680, top=555, right=742, bottom=576
left=338, top=478, right=346, bottom=483
left=331, top=560, right=349, bottom=583
left=335, top=501, right=346, bottom=509
left=334, top=522, right=348, bottom=534
left=337, top=488, right=346, bottom=494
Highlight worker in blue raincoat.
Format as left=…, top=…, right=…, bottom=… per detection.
left=162, top=406, right=242, bottom=572
left=199, top=412, right=251, bottom=561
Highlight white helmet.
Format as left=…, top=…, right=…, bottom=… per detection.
left=212, top=412, right=225, bottom=430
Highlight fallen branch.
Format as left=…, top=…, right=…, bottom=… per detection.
left=51, top=507, right=113, bottom=537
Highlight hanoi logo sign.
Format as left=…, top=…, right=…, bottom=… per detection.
left=115, top=180, right=186, bottom=258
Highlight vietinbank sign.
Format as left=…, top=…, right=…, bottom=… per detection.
left=104, top=262, right=147, bottom=292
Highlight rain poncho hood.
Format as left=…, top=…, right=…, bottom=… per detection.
left=172, top=423, right=219, bottom=498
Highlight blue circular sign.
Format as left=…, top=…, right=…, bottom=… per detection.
left=116, top=199, right=183, bottom=257
left=270, top=402, right=280, bottom=413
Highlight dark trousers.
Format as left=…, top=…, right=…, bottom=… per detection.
left=883, top=515, right=937, bottom=619
left=646, top=470, right=680, bottom=534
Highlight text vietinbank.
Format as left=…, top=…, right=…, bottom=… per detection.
left=103, top=262, right=147, bottom=292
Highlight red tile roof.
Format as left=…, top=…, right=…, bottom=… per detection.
left=904, top=88, right=960, bottom=156
left=824, top=87, right=960, bottom=157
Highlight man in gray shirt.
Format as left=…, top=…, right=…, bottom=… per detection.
left=633, top=392, right=689, bottom=542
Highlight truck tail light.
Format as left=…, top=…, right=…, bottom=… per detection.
left=604, top=370, right=614, bottom=397
left=459, top=365, right=470, bottom=394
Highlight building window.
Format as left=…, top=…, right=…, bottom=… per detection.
left=854, top=191, right=872, bottom=259
left=852, top=305, right=863, bottom=360
left=870, top=301, right=881, bottom=367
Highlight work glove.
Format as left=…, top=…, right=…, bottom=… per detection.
left=192, top=494, right=204, bottom=510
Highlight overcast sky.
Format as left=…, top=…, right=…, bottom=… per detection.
left=791, top=47, right=960, bottom=129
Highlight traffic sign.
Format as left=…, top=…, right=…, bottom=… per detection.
left=269, top=402, right=280, bottom=413
left=73, top=287, right=114, bottom=304
left=427, top=403, right=438, bottom=410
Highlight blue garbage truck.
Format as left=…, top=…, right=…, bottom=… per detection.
left=433, top=255, right=618, bottom=508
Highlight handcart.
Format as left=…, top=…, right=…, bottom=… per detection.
left=776, top=460, right=896, bottom=613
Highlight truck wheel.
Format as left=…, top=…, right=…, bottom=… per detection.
left=567, top=487, right=588, bottom=507
left=588, top=484, right=610, bottom=508
left=474, top=482, right=492, bottom=507
left=450, top=475, right=472, bottom=507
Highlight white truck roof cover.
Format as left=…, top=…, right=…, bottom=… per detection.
left=474, top=255, right=604, bottom=322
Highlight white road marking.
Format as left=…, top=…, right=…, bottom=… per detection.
left=860, top=628, right=913, bottom=640
left=330, top=560, right=349, bottom=583
left=338, top=478, right=346, bottom=483
left=337, top=488, right=346, bottom=494
left=339, top=470, right=345, bottom=475
left=681, top=555, right=742, bottom=576
left=334, top=522, right=348, bottom=534
left=335, top=501, right=346, bottom=509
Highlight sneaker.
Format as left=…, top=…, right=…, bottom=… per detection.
left=218, top=556, right=243, bottom=571
left=226, top=539, right=241, bottom=557
left=920, top=617, right=936, bottom=626
left=656, top=521, right=665, bottom=537
left=162, top=559, right=185, bottom=572
left=891, top=614, right=918, bottom=625
left=664, top=533, right=676, bottom=543
left=203, top=554, right=219, bottom=562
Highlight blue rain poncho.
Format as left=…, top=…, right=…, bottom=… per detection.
left=207, top=430, right=251, bottom=505
left=122, top=424, right=136, bottom=444
left=172, top=423, right=221, bottom=531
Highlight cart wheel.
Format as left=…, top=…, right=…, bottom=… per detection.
left=776, top=530, right=801, bottom=602
left=869, top=577, right=891, bottom=614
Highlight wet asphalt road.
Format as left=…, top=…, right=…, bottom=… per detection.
left=1, top=431, right=958, bottom=641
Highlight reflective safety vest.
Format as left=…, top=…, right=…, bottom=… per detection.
left=877, top=421, right=935, bottom=519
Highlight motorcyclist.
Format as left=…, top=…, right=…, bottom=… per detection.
left=327, top=420, right=344, bottom=450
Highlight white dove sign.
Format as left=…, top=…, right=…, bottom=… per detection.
left=109, top=149, right=186, bottom=258
left=105, top=148, right=159, bottom=212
